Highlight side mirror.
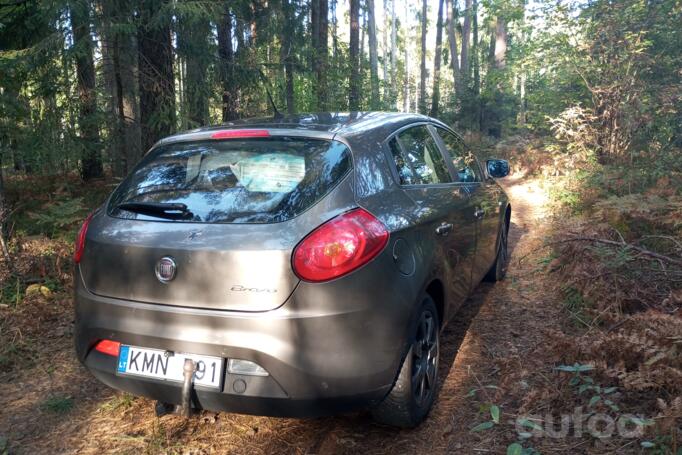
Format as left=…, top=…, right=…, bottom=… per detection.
left=486, top=159, right=510, bottom=178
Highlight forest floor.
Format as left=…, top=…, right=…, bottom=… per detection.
left=0, top=167, right=676, bottom=454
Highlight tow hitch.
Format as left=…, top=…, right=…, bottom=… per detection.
left=180, top=358, right=196, bottom=417
left=154, top=358, right=196, bottom=418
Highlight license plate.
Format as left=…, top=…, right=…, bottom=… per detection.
left=117, top=345, right=223, bottom=389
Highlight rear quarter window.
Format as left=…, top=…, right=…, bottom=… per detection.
left=108, top=137, right=352, bottom=223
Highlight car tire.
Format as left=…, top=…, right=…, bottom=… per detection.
left=484, top=217, right=510, bottom=282
left=371, top=296, right=440, bottom=428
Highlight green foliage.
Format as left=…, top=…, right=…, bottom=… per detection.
left=470, top=402, right=502, bottom=432
left=0, top=339, right=33, bottom=372
left=639, top=434, right=681, bottom=455
left=100, top=393, right=135, bottom=412
left=27, top=197, right=86, bottom=237
left=40, top=395, right=74, bottom=414
left=561, top=286, right=591, bottom=328
left=0, top=276, right=22, bottom=308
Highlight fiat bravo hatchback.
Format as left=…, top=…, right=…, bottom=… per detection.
left=74, top=112, right=510, bottom=427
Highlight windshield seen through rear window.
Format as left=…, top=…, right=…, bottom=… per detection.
left=108, top=137, right=352, bottom=223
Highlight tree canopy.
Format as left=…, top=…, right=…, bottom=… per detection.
left=0, top=0, right=680, bottom=180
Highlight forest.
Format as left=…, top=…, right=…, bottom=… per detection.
left=0, top=0, right=681, bottom=453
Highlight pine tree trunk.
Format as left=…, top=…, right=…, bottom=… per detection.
left=382, top=0, right=388, bottom=103
left=472, top=0, right=481, bottom=130
left=419, top=0, right=428, bottom=114
left=368, top=0, right=379, bottom=109
left=488, top=22, right=496, bottom=66
left=519, top=71, right=526, bottom=126
left=472, top=0, right=479, bottom=96
left=114, top=30, right=142, bottom=172
left=281, top=0, right=296, bottom=114
left=311, top=0, right=319, bottom=72
left=218, top=8, right=239, bottom=121
left=100, top=0, right=141, bottom=175
left=461, top=0, right=471, bottom=80
left=177, top=10, right=210, bottom=127
left=430, top=0, right=444, bottom=117
left=348, top=0, right=360, bottom=111
left=94, top=0, right=117, bottom=176
left=138, top=0, right=175, bottom=152
left=447, top=0, right=461, bottom=97
left=331, top=0, right=338, bottom=59
left=360, top=5, right=365, bottom=63
left=317, top=0, right=328, bottom=110
left=390, top=0, right=397, bottom=107
left=71, top=0, right=103, bottom=180
left=97, top=0, right=120, bottom=174
left=403, top=0, right=410, bottom=112
left=494, top=17, right=507, bottom=69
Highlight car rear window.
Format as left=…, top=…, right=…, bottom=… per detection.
left=108, top=137, right=352, bottom=223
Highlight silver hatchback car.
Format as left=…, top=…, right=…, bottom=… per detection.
left=74, top=112, right=510, bottom=427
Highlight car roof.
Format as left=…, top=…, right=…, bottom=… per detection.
left=158, top=112, right=452, bottom=147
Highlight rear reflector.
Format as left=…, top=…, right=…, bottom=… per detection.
left=94, top=339, right=121, bottom=357
left=228, top=359, right=269, bottom=376
left=74, top=212, right=94, bottom=264
left=292, top=208, right=389, bottom=282
left=211, top=129, right=270, bottom=139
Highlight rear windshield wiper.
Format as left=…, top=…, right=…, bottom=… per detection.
left=116, top=202, right=194, bottom=220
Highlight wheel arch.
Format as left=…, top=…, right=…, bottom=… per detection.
left=424, top=279, right=445, bottom=328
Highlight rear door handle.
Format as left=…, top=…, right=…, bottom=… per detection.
left=474, top=208, right=486, bottom=219
left=435, top=223, right=453, bottom=236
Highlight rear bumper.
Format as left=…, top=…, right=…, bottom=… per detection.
left=85, top=351, right=388, bottom=417
left=74, top=260, right=415, bottom=417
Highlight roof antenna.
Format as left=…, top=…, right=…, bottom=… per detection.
left=257, top=68, right=284, bottom=119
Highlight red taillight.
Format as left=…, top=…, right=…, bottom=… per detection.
left=292, top=208, right=389, bottom=282
left=94, top=339, right=120, bottom=357
left=210, top=129, right=270, bottom=139
left=74, top=212, right=94, bottom=264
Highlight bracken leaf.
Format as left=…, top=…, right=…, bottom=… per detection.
left=470, top=421, right=495, bottom=432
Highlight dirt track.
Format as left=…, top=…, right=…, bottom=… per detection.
left=0, top=176, right=560, bottom=454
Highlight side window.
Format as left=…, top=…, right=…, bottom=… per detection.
left=435, top=128, right=481, bottom=183
left=394, top=126, right=452, bottom=184
left=388, top=138, right=420, bottom=185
